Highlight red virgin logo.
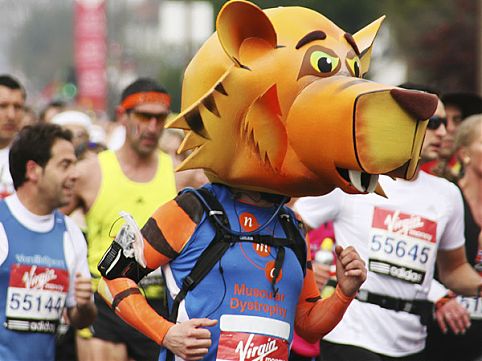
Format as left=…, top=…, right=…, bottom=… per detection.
left=22, top=265, right=57, bottom=289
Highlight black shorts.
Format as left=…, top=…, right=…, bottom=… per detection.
left=425, top=318, right=482, bottom=361
left=92, top=293, right=165, bottom=361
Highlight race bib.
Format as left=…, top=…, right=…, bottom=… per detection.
left=5, top=264, right=69, bottom=333
left=367, top=208, right=437, bottom=285
left=217, top=315, right=290, bottom=361
left=456, top=295, right=482, bottom=320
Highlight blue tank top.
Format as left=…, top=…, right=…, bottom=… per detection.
left=160, top=184, right=305, bottom=361
left=0, top=200, right=68, bottom=361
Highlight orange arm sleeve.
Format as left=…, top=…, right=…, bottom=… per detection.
left=96, top=194, right=203, bottom=345
left=97, top=277, right=174, bottom=345
left=141, top=197, right=200, bottom=270
left=294, top=248, right=354, bottom=343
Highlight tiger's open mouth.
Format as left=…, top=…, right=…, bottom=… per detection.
left=337, top=167, right=379, bottom=193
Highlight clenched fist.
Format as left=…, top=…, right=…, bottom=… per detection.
left=335, top=245, right=367, bottom=297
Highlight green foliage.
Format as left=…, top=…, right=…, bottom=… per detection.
left=384, top=0, right=478, bottom=92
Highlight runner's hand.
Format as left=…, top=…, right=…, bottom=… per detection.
left=163, top=318, right=217, bottom=360
left=435, top=298, right=471, bottom=334
left=335, top=245, right=367, bottom=297
left=74, top=273, right=93, bottom=306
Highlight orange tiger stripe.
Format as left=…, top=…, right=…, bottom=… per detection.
left=143, top=239, right=171, bottom=270
left=152, top=200, right=197, bottom=252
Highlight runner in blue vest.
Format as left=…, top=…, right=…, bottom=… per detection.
left=0, top=123, right=96, bottom=361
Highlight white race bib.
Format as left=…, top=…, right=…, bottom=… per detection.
left=456, top=295, right=482, bottom=320
left=5, top=264, right=69, bottom=333
left=368, top=208, right=437, bottom=285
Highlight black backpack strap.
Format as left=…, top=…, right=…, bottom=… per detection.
left=166, top=187, right=232, bottom=361
left=168, top=236, right=231, bottom=322
left=168, top=187, right=231, bottom=323
left=270, top=246, right=285, bottom=297
left=278, top=210, right=307, bottom=275
left=266, top=209, right=307, bottom=297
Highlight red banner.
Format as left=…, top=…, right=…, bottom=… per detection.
left=74, top=0, right=107, bottom=112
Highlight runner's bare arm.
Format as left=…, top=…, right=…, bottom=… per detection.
left=437, top=246, right=482, bottom=297
left=67, top=273, right=97, bottom=329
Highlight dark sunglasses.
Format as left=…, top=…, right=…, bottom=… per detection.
left=427, top=116, right=447, bottom=130
left=130, top=110, right=168, bottom=123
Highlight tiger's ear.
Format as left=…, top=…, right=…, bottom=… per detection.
left=353, top=16, right=385, bottom=76
left=216, top=0, right=277, bottom=67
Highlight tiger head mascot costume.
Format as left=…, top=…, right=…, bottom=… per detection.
left=167, top=0, right=437, bottom=196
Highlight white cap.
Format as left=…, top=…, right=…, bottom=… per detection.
left=50, top=110, right=93, bottom=133
left=89, top=124, right=106, bottom=144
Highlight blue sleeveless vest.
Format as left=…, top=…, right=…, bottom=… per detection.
left=0, top=200, right=68, bottom=361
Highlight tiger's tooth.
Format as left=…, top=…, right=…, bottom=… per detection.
left=374, top=183, right=387, bottom=198
left=348, top=170, right=365, bottom=193
left=367, top=174, right=379, bottom=193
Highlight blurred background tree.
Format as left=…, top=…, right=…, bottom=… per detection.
left=384, top=0, right=478, bottom=92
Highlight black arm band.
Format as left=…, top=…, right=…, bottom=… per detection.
left=98, top=241, right=150, bottom=283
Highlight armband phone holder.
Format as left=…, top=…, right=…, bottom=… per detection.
left=116, top=211, right=147, bottom=268
left=98, top=211, right=147, bottom=280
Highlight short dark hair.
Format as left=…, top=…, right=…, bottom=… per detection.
left=121, top=77, right=168, bottom=102
left=0, top=74, right=26, bottom=99
left=10, top=123, right=73, bottom=189
left=441, top=92, right=482, bottom=119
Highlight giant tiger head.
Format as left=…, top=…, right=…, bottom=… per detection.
left=167, top=0, right=438, bottom=197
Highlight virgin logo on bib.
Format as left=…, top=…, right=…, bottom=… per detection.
left=217, top=332, right=288, bottom=361
left=217, top=315, right=290, bottom=361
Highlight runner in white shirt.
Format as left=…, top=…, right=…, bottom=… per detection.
left=295, top=96, right=482, bottom=360
left=0, top=123, right=96, bottom=361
